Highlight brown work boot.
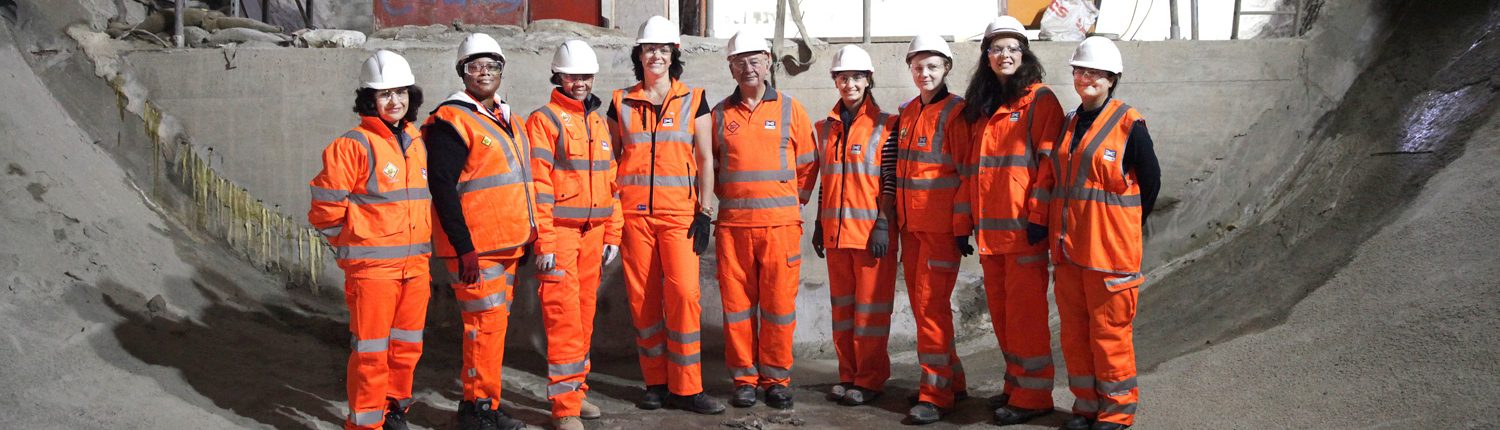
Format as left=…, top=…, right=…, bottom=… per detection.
left=552, top=416, right=584, bottom=430
left=578, top=399, right=601, bottom=420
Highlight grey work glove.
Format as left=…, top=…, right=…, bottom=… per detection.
left=867, top=218, right=889, bottom=259
left=534, top=253, right=556, bottom=273
left=812, top=221, right=825, bottom=258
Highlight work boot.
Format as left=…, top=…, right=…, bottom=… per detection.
left=457, top=401, right=487, bottom=430
left=552, top=416, right=584, bottom=430
left=907, top=402, right=943, bottom=425
left=668, top=392, right=727, bottom=415
left=993, top=405, right=1050, bottom=425
left=764, top=384, right=794, bottom=410
left=908, top=390, right=969, bottom=406
left=826, top=382, right=851, bottom=401
left=987, top=393, right=1011, bottom=409
left=382, top=399, right=410, bottom=430
left=460, top=399, right=526, bottom=430
left=578, top=399, right=601, bottom=420
left=839, top=386, right=881, bottom=406
left=1062, top=414, right=1094, bottom=430
left=730, top=385, right=758, bottom=408
left=486, top=408, right=527, bottom=430
left=636, top=385, right=668, bottom=410
left=1090, top=421, right=1129, bottom=430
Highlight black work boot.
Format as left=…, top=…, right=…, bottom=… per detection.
left=637, top=384, right=668, bottom=410
left=993, top=405, right=1050, bottom=425
left=730, top=385, right=758, bottom=408
left=826, top=382, right=851, bottom=402
left=907, top=401, right=943, bottom=425
left=383, top=398, right=410, bottom=430
left=1062, top=414, right=1094, bottom=430
left=668, top=391, right=727, bottom=415
left=764, top=384, right=794, bottom=409
left=987, top=393, right=1011, bottom=409
left=1090, top=421, right=1129, bottom=430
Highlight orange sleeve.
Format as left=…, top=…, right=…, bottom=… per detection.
left=307, top=133, right=366, bottom=240
left=526, top=109, right=559, bottom=257
left=601, top=113, right=623, bottom=245
left=792, top=99, right=819, bottom=205
left=1027, top=90, right=1066, bottom=226
left=949, top=107, right=975, bottom=236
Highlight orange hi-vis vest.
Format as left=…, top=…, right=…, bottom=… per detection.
left=1047, top=99, right=1145, bottom=281
left=816, top=99, right=895, bottom=249
left=711, top=87, right=819, bottom=227
left=612, top=80, right=706, bottom=217
left=965, top=84, right=1064, bottom=255
left=308, top=116, right=433, bottom=279
left=527, top=90, right=623, bottom=256
left=425, top=96, right=537, bottom=258
left=895, top=92, right=971, bottom=234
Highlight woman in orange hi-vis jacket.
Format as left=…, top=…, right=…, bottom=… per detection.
left=958, top=16, right=1064, bottom=426
left=1030, top=37, right=1160, bottom=430
left=809, top=45, right=899, bottom=408
left=606, top=16, right=725, bottom=415
left=307, top=50, right=431, bottom=430
left=524, top=40, right=620, bottom=430
left=893, top=34, right=974, bottom=426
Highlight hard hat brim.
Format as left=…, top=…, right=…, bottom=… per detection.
left=1068, top=59, right=1122, bottom=74
left=362, top=78, right=414, bottom=90
left=552, top=66, right=600, bottom=74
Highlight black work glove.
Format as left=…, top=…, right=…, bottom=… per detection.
left=811, top=222, right=825, bottom=258
left=1026, top=222, right=1047, bottom=246
left=688, top=212, right=713, bottom=255
left=867, top=218, right=889, bottom=259
left=955, top=235, right=974, bottom=257
left=458, top=251, right=481, bottom=285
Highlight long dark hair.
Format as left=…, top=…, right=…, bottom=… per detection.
left=630, top=44, right=685, bottom=81
left=961, top=35, right=1045, bottom=123
left=353, top=85, right=424, bottom=124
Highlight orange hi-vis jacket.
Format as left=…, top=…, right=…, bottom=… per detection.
left=425, top=94, right=537, bottom=258
left=308, top=116, right=433, bottom=279
left=526, top=89, right=623, bottom=256
left=612, top=80, right=707, bottom=216
left=1031, top=99, right=1146, bottom=283
left=894, top=91, right=972, bottom=235
left=816, top=99, right=896, bottom=249
left=963, top=84, right=1064, bottom=255
left=711, top=86, right=819, bottom=227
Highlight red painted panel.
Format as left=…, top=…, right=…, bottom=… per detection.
left=375, top=0, right=528, bottom=28
left=530, top=0, right=600, bottom=26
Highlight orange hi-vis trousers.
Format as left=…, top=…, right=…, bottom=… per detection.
left=344, top=275, right=430, bottom=429
left=538, top=224, right=604, bottom=418
left=901, top=231, right=968, bottom=408
left=1055, top=262, right=1140, bottom=426
left=825, top=244, right=897, bottom=392
left=622, top=214, right=705, bottom=396
left=444, top=256, right=518, bottom=410
left=980, top=251, right=1055, bottom=410
left=716, top=224, right=802, bottom=388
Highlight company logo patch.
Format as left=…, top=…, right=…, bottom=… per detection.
left=1103, top=149, right=1118, bottom=162
left=726, top=121, right=741, bottom=134
left=601, top=141, right=610, bottom=151
left=662, top=117, right=674, bottom=127
left=1010, top=112, right=1022, bottom=122
left=851, top=144, right=862, bottom=153
left=764, top=120, right=776, bottom=129
left=481, top=136, right=494, bottom=148
left=420, top=168, right=428, bottom=179
left=636, top=204, right=647, bottom=211
left=383, top=162, right=399, bottom=180
left=917, top=137, right=928, bottom=147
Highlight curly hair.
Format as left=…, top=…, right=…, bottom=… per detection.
left=352, top=85, right=424, bottom=124
left=961, top=35, right=1045, bottom=123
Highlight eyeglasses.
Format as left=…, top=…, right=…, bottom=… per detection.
left=729, top=56, right=768, bottom=70
left=1072, top=67, right=1110, bottom=80
left=559, top=73, right=594, bottom=83
left=374, top=88, right=409, bottom=102
left=986, top=45, right=1025, bottom=55
left=833, top=73, right=869, bottom=84
left=641, top=44, right=674, bottom=56
left=464, top=61, right=503, bottom=76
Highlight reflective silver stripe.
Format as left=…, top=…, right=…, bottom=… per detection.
left=626, top=131, right=694, bottom=144
left=779, top=96, right=793, bottom=172
left=1069, top=375, right=1097, bottom=389
left=556, top=159, right=611, bottom=172
left=954, top=202, right=971, bottom=215
left=866, top=113, right=889, bottom=165
left=978, top=218, right=1027, bottom=231
left=759, top=364, right=792, bottom=379
left=460, top=291, right=509, bottom=313
left=548, top=380, right=583, bottom=397
left=637, top=343, right=665, bottom=357
left=539, top=268, right=566, bottom=277
left=311, top=186, right=349, bottom=202
left=721, top=169, right=794, bottom=183
left=1032, top=187, right=1051, bottom=202
left=796, top=152, right=817, bottom=165
left=721, top=196, right=798, bottom=209
left=348, top=188, right=432, bottom=205
left=336, top=243, right=432, bottom=260
left=762, top=310, right=795, bottom=325
left=553, top=205, right=612, bottom=219
left=618, top=174, right=693, bottom=187
left=1097, top=377, right=1138, bottom=396
left=820, top=161, right=881, bottom=176
left=978, top=155, right=1030, bottom=168
left=317, top=225, right=342, bottom=238
left=479, top=264, right=512, bottom=283
left=454, top=108, right=525, bottom=177
left=667, top=329, right=701, bottom=344
left=395, top=398, right=414, bottom=409
left=830, top=295, right=855, bottom=307
left=1071, top=186, right=1142, bottom=207
left=1072, top=397, right=1099, bottom=413
left=929, top=259, right=958, bottom=270
left=342, top=131, right=381, bottom=195
left=957, top=163, right=978, bottom=176
left=531, top=147, right=554, bottom=164
left=1004, top=373, right=1055, bottom=390
left=1017, top=252, right=1049, bottom=265
left=853, top=325, right=889, bottom=336
left=669, top=351, right=702, bottom=366
left=832, top=319, right=854, bottom=331
left=928, top=96, right=962, bottom=153
left=636, top=321, right=665, bottom=339
left=537, top=193, right=555, bottom=204
left=730, top=366, right=759, bottom=378
left=821, top=207, right=880, bottom=220
left=1104, top=272, right=1144, bottom=287
left=468, top=368, right=477, bottom=378
left=854, top=302, right=893, bottom=313
left=535, top=106, right=569, bottom=158
left=724, top=306, right=757, bottom=324
left=349, top=409, right=384, bottom=426
left=899, top=176, right=960, bottom=190
left=896, top=148, right=953, bottom=164
left=548, top=359, right=589, bottom=376
left=390, top=328, right=423, bottom=343
left=1104, top=401, right=1139, bottom=415
left=351, top=336, right=389, bottom=353
left=786, top=254, right=801, bottom=265
left=918, top=353, right=949, bottom=365
left=457, top=172, right=529, bottom=194
left=920, top=370, right=951, bottom=388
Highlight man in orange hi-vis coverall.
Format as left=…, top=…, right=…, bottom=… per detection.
left=525, top=40, right=620, bottom=430
left=308, top=50, right=431, bottom=430
left=712, top=29, right=819, bottom=411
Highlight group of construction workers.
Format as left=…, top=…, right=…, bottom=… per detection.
left=309, top=12, right=1157, bottom=430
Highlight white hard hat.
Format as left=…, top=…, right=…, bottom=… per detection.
left=551, top=40, right=599, bottom=74
left=726, top=29, right=770, bottom=58
left=360, top=50, right=415, bottom=90
left=830, top=45, right=874, bottom=73
left=906, top=34, right=953, bottom=62
left=456, top=33, right=506, bottom=67
left=637, top=16, right=681, bottom=45
left=1069, top=36, right=1123, bottom=74
left=985, top=15, right=1028, bottom=43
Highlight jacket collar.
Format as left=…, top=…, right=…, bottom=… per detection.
left=550, top=88, right=603, bottom=114
left=726, top=81, right=779, bottom=106
left=445, top=90, right=512, bottom=123
left=622, top=79, right=692, bottom=104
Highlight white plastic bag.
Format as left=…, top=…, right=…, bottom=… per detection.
left=1039, top=0, right=1099, bottom=42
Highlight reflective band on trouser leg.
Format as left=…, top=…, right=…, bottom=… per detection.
left=1086, top=268, right=1139, bottom=426
left=826, top=249, right=858, bottom=386
left=716, top=225, right=765, bottom=388
left=1054, top=263, right=1100, bottom=417
left=386, top=274, right=431, bottom=410
left=449, top=256, right=516, bottom=404
left=344, top=278, right=399, bottom=429
left=981, top=253, right=1056, bottom=409
left=542, top=224, right=604, bottom=418
left=755, top=224, right=802, bottom=387
left=851, top=245, right=897, bottom=391
left=902, top=231, right=962, bottom=408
